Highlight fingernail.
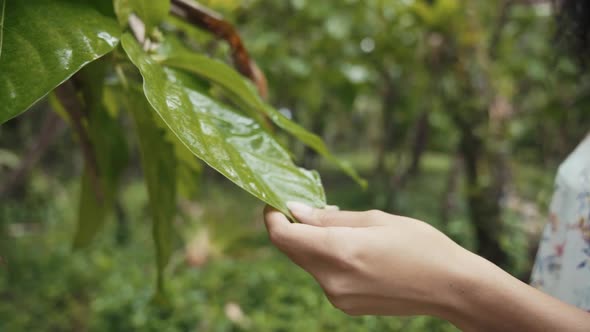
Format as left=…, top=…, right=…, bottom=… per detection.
left=326, top=205, right=340, bottom=211
left=286, top=201, right=313, bottom=217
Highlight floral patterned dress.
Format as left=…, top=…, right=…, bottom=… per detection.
left=531, top=134, right=590, bottom=310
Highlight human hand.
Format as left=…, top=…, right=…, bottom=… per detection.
left=263, top=203, right=471, bottom=319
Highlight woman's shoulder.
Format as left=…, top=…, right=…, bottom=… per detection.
left=556, top=134, right=590, bottom=191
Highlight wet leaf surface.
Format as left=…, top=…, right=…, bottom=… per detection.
left=122, top=34, right=326, bottom=215
left=0, top=0, right=119, bottom=124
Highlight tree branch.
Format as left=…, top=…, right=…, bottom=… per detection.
left=170, top=0, right=268, bottom=98
left=489, top=0, right=515, bottom=60
left=54, top=81, right=103, bottom=201
left=0, top=111, right=66, bottom=198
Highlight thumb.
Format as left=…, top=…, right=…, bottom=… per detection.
left=263, top=205, right=330, bottom=255
left=286, top=202, right=387, bottom=227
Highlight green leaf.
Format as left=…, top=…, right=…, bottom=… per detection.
left=105, top=82, right=201, bottom=199
left=0, top=0, right=5, bottom=59
left=155, top=39, right=367, bottom=188
left=167, top=128, right=202, bottom=198
left=73, top=107, right=128, bottom=248
left=74, top=169, right=109, bottom=248
left=127, top=87, right=176, bottom=293
left=114, top=0, right=170, bottom=33
left=121, top=34, right=326, bottom=215
left=72, top=62, right=128, bottom=248
left=0, top=0, right=120, bottom=124
left=48, top=93, right=71, bottom=126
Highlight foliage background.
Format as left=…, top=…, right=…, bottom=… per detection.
left=1, top=0, right=588, bottom=331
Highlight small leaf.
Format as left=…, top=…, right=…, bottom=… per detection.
left=73, top=107, right=128, bottom=248
left=114, top=0, right=170, bottom=33
left=72, top=62, right=128, bottom=248
left=74, top=169, right=109, bottom=248
left=127, top=87, right=176, bottom=293
left=0, top=0, right=120, bottom=124
left=48, top=93, right=71, bottom=126
left=156, top=39, right=367, bottom=188
left=121, top=34, right=326, bottom=215
left=0, top=0, right=5, bottom=59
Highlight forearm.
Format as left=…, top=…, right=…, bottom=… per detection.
left=442, top=251, right=590, bottom=331
left=264, top=205, right=590, bottom=328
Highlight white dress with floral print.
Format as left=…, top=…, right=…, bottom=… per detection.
left=531, top=134, right=590, bottom=310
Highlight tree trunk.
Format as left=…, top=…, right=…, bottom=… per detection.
left=440, top=152, right=462, bottom=225
left=406, top=111, right=430, bottom=176
left=374, top=75, right=397, bottom=175
left=372, top=74, right=400, bottom=211
left=374, top=108, right=395, bottom=175
left=459, top=128, right=509, bottom=268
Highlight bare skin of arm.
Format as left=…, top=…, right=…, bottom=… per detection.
left=263, top=203, right=590, bottom=331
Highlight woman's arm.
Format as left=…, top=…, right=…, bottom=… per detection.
left=263, top=203, right=590, bottom=331
left=445, top=247, right=589, bottom=331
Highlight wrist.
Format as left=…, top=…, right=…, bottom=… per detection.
left=425, top=246, right=590, bottom=332
left=430, top=248, right=500, bottom=331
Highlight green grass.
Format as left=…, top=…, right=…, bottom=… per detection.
left=0, top=170, right=459, bottom=331
left=0, top=151, right=553, bottom=331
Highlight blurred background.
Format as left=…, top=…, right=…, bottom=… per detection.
left=1, top=0, right=589, bottom=331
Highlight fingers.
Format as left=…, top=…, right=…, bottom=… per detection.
left=286, top=202, right=387, bottom=227
left=263, top=205, right=291, bottom=238
left=263, top=205, right=329, bottom=255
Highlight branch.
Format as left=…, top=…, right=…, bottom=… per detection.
left=0, top=111, right=66, bottom=198
left=170, top=0, right=268, bottom=98
left=489, top=0, right=515, bottom=60
left=54, top=81, right=103, bottom=201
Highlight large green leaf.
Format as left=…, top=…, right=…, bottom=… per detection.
left=104, top=82, right=201, bottom=199
left=121, top=34, right=325, bottom=215
left=0, top=0, right=5, bottom=59
left=72, top=62, right=128, bottom=248
left=0, top=0, right=120, bottom=124
left=73, top=108, right=128, bottom=248
left=127, top=87, right=176, bottom=293
left=156, top=39, right=367, bottom=188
